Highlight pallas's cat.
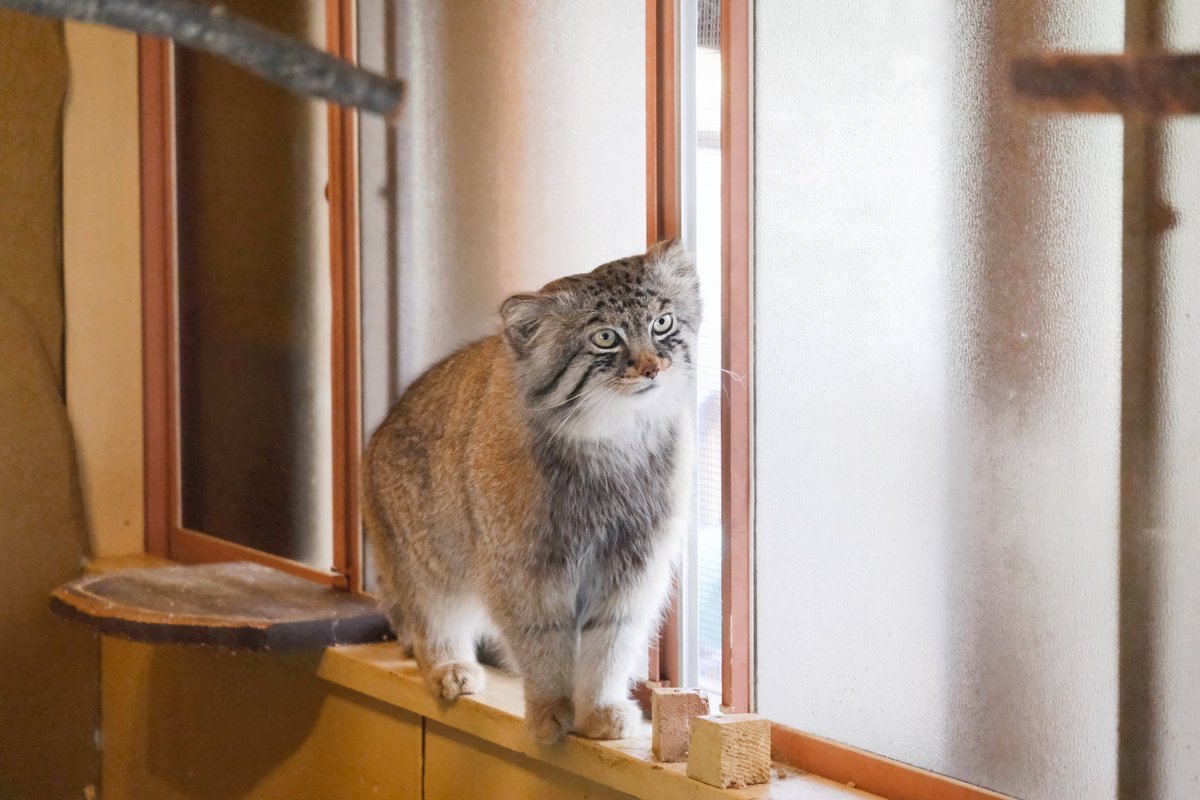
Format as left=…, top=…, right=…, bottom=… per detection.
left=362, top=240, right=699, bottom=744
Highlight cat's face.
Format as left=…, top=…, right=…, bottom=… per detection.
left=501, top=240, right=702, bottom=441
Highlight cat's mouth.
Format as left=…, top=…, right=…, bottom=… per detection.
left=612, top=377, right=662, bottom=396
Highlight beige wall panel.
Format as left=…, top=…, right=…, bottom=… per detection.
left=424, top=721, right=635, bottom=800
left=62, top=22, right=144, bottom=556
left=102, top=640, right=422, bottom=800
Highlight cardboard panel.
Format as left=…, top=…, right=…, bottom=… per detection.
left=102, top=639, right=422, bottom=799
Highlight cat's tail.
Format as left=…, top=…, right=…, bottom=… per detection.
left=475, top=631, right=514, bottom=672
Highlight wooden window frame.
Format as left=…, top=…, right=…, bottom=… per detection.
left=719, top=0, right=753, bottom=716
left=644, top=0, right=680, bottom=690
left=648, top=3, right=1012, bottom=798
left=645, top=0, right=753, bottom=714
left=135, top=3, right=1016, bottom=796
left=140, top=0, right=362, bottom=591
left=699, top=2, right=1012, bottom=797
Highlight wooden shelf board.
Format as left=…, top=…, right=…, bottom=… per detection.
left=51, top=561, right=391, bottom=650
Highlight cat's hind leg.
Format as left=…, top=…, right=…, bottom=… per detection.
left=409, top=595, right=488, bottom=701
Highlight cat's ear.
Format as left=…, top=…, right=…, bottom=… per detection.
left=646, top=238, right=696, bottom=281
left=500, top=293, right=552, bottom=357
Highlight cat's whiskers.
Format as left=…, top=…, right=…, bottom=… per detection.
left=713, top=367, right=747, bottom=403
left=718, top=367, right=747, bottom=388
left=550, top=389, right=597, bottom=439
left=535, top=378, right=604, bottom=411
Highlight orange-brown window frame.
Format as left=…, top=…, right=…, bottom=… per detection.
left=720, top=0, right=752, bottom=715
left=645, top=0, right=753, bottom=715
left=645, top=0, right=680, bottom=689
left=139, top=0, right=361, bottom=591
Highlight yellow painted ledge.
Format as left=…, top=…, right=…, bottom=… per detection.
left=306, top=644, right=881, bottom=800
left=83, top=558, right=876, bottom=799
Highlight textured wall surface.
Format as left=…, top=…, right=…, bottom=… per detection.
left=0, top=12, right=101, bottom=799
left=357, top=0, right=648, bottom=436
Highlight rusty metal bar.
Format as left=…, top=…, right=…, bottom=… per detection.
left=1012, top=53, right=1200, bottom=115
left=3, top=0, right=404, bottom=118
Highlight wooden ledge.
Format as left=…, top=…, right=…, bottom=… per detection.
left=52, top=561, right=390, bottom=650
left=80, top=558, right=1008, bottom=799
left=308, top=643, right=878, bottom=800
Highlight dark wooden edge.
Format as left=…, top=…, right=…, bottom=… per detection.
left=771, top=723, right=1015, bottom=800
left=645, top=0, right=659, bottom=251
left=327, top=0, right=362, bottom=591
left=173, top=527, right=349, bottom=588
left=720, top=0, right=752, bottom=714
left=139, top=7, right=362, bottom=587
left=49, top=586, right=389, bottom=650
left=647, top=0, right=679, bottom=246
left=139, top=36, right=174, bottom=558
left=644, top=0, right=659, bottom=682
left=1012, top=52, right=1200, bottom=115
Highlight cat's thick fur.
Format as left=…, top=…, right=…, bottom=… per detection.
left=362, top=240, right=699, bottom=744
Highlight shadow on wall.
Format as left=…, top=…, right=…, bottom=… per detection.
left=142, top=648, right=326, bottom=798
left=103, top=642, right=424, bottom=799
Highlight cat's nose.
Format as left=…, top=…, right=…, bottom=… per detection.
left=633, top=355, right=663, bottom=380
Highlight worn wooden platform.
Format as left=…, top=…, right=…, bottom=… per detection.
left=51, top=561, right=391, bottom=649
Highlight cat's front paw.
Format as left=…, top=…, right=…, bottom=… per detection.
left=526, top=696, right=574, bottom=745
left=575, top=702, right=642, bottom=740
left=426, top=661, right=485, bottom=700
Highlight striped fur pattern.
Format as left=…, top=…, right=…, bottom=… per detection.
left=362, top=240, right=700, bottom=744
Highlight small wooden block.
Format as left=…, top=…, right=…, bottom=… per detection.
left=686, top=713, right=772, bottom=789
left=651, top=687, right=709, bottom=762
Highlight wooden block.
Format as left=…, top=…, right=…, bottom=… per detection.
left=651, top=687, right=709, bottom=762
left=686, top=713, right=772, bottom=789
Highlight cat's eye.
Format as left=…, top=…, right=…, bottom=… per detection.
left=652, top=314, right=674, bottom=335
left=590, top=329, right=620, bottom=349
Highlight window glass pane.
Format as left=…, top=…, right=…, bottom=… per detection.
left=689, top=0, right=724, bottom=697
left=753, top=3, right=1122, bottom=797
left=175, top=0, right=332, bottom=566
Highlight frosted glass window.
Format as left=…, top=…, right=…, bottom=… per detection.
left=1121, top=5, right=1200, bottom=797
left=175, top=0, right=333, bottom=566
left=753, top=3, right=1124, bottom=798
